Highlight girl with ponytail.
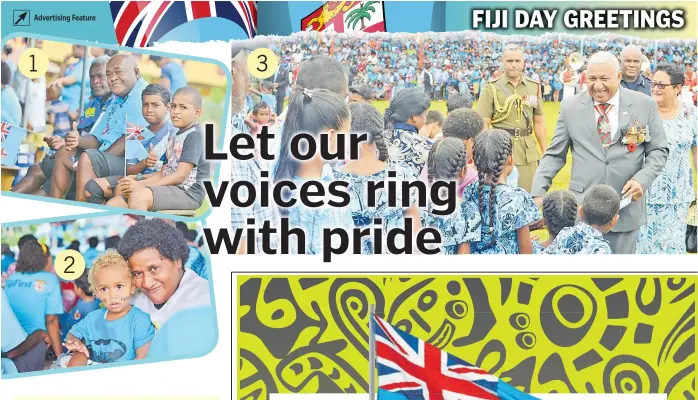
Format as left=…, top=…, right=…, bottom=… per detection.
left=462, top=129, right=540, bottom=254
left=383, top=87, right=433, bottom=177
left=272, top=87, right=354, bottom=255
left=421, top=137, right=482, bottom=254
left=333, top=102, right=421, bottom=254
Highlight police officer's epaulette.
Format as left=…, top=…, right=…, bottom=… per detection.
left=488, top=77, right=500, bottom=83
left=524, top=76, right=540, bottom=85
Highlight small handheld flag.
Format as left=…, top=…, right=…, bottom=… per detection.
left=126, top=140, right=150, bottom=161
left=1, top=122, right=28, bottom=166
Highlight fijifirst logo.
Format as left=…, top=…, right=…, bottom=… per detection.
left=5, top=279, right=46, bottom=292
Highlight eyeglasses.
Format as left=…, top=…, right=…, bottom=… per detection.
left=650, top=81, right=680, bottom=90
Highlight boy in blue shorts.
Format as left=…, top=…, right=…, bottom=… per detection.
left=63, top=250, right=154, bottom=367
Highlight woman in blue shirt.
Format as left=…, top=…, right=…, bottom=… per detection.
left=4, top=241, right=63, bottom=363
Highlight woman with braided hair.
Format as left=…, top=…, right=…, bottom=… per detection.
left=462, top=129, right=540, bottom=254
left=333, top=102, right=421, bottom=254
left=383, top=87, right=434, bottom=177
left=273, top=87, right=354, bottom=255
left=420, top=137, right=482, bottom=254
left=532, top=190, right=578, bottom=253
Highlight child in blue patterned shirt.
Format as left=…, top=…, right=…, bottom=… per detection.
left=462, top=129, right=541, bottom=254
left=533, top=190, right=578, bottom=253
left=422, top=137, right=481, bottom=254
left=544, top=185, right=618, bottom=254
left=273, top=87, right=354, bottom=255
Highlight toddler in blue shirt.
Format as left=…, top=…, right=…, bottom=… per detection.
left=63, top=250, right=154, bottom=367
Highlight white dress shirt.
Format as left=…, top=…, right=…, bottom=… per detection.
left=593, top=89, right=620, bottom=142
left=133, top=269, right=211, bottom=329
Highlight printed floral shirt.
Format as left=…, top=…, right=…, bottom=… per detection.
left=332, top=163, right=416, bottom=254
left=646, top=101, right=697, bottom=205
left=462, top=183, right=541, bottom=254
left=420, top=200, right=482, bottom=254
left=543, top=222, right=611, bottom=255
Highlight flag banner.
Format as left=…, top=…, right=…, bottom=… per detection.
left=125, top=121, right=155, bottom=142
left=1, top=122, right=28, bottom=167
left=301, top=1, right=387, bottom=33
left=126, top=139, right=150, bottom=161
left=373, top=314, right=503, bottom=400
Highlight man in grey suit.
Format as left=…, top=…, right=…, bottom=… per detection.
left=531, top=52, right=669, bottom=254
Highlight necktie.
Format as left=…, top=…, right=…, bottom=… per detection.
left=595, top=103, right=612, bottom=146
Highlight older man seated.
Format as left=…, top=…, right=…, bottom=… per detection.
left=48, top=54, right=148, bottom=201
left=11, top=56, right=112, bottom=197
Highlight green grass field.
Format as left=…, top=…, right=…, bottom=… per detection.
left=372, top=100, right=573, bottom=193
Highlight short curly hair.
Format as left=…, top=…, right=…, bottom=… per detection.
left=117, top=218, right=189, bottom=265
left=16, top=241, right=48, bottom=273
left=88, top=249, right=132, bottom=295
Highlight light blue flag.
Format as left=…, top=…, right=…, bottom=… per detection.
left=126, top=139, right=150, bottom=162
left=1, top=122, right=27, bottom=166
left=498, top=381, right=540, bottom=400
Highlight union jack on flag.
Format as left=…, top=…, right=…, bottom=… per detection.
left=110, top=1, right=258, bottom=47
left=1, top=122, right=9, bottom=143
left=125, top=121, right=149, bottom=140
left=373, top=314, right=500, bottom=400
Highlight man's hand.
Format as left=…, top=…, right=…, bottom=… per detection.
left=65, top=121, right=79, bottom=150
left=45, top=135, right=65, bottom=150
left=144, top=144, right=157, bottom=168
left=622, top=179, right=644, bottom=201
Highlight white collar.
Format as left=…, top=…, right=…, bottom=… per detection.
left=593, top=89, right=620, bottom=108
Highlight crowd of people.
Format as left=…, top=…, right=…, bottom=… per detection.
left=2, top=40, right=210, bottom=215
left=1, top=217, right=212, bottom=374
left=252, top=32, right=697, bottom=108
left=231, top=32, right=697, bottom=256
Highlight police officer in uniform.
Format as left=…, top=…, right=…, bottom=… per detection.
left=478, top=44, right=547, bottom=193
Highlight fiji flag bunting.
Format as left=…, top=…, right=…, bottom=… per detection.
left=372, top=314, right=539, bottom=400
left=1, top=122, right=27, bottom=166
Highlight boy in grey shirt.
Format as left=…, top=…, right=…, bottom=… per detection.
left=110, top=87, right=210, bottom=212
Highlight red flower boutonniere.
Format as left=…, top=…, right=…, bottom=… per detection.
left=622, top=120, right=650, bottom=153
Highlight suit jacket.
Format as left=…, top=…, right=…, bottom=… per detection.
left=531, top=87, right=669, bottom=232
left=273, top=66, right=290, bottom=97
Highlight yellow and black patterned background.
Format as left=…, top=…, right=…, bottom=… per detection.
left=238, top=276, right=696, bottom=399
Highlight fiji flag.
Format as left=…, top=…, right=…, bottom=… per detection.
left=373, top=315, right=539, bottom=400
left=1, top=122, right=27, bottom=167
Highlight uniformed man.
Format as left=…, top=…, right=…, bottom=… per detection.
left=620, top=44, right=651, bottom=96
left=477, top=44, right=547, bottom=192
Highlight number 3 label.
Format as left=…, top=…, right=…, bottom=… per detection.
left=248, top=48, right=279, bottom=80
left=55, top=249, right=86, bottom=281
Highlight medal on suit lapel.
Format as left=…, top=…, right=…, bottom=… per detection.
left=622, top=120, right=650, bottom=152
